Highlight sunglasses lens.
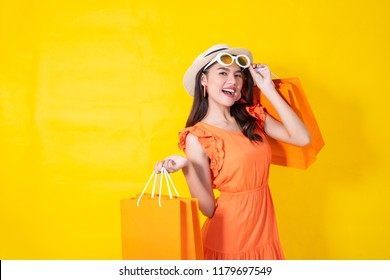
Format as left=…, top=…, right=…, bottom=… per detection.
left=220, top=54, right=233, bottom=65
left=237, top=55, right=249, bottom=67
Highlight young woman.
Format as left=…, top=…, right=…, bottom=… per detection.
left=154, top=44, right=311, bottom=260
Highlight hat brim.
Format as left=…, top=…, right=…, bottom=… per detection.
left=183, top=47, right=253, bottom=96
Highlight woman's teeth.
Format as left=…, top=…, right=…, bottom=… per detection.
left=222, top=89, right=234, bottom=96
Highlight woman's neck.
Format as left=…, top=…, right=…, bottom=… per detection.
left=201, top=103, right=241, bottom=132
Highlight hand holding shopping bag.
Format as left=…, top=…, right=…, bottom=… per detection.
left=120, top=168, right=204, bottom=260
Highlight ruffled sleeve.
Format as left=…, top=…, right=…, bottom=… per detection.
left=178, top=125, right=225, bottom=179
left=246, top=103, right=266, bottom=129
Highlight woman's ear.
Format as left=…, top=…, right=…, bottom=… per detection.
left=201, top=73, right=207, bottom=86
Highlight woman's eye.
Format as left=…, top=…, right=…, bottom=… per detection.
left=219, top=72, right=228, bottom=76
left=235, top=74, right=243, bottom=78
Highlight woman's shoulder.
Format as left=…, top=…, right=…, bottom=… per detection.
left=178, top=122, right=212, bottom=141
left=246, top=102, right=266, bottom=122
left=178, top=122, right=223, bottom=153
left=177, top=123, right=225, bottom=178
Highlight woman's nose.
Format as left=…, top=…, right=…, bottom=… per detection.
left=227, top=73, right=237, bottom=84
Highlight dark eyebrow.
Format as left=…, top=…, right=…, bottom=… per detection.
left=217, top=66, right=242, bottom=74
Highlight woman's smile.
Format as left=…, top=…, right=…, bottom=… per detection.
left=221, top=87, right=236, bottom=97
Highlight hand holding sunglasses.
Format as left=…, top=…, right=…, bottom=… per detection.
left=250, top=63, right=276, bottom=90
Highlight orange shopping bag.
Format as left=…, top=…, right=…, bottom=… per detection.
left=120, top=168, right=204, bottom=260
left=254, top=77, right=324, bottom=169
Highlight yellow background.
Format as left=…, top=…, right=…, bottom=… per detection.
left=1, top=0, right=389, bottom=259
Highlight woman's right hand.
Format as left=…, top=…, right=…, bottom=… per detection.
left=154, top=155, right=188, bottom=174
left=249, top=63, right=275, bottom=93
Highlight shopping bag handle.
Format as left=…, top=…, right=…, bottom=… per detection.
left=136, top=167, right=180, bottom=207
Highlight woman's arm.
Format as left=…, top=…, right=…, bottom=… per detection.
left=249, top=64, right=311, bottom=146
left=155, top=133, right=216, bottom=218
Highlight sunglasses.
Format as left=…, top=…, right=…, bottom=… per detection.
left=203, top=52, right=251, bottom=71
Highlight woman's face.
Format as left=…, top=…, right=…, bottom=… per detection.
left=202, top=62, right=244, bottom=107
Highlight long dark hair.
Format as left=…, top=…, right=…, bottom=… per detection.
left=185, top=68, right=263, bottom=142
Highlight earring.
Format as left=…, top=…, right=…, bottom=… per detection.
left=203, top=85, right=207, bottom=97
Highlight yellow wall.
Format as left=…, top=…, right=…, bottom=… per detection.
left=1, top=0, right=389, bottom=259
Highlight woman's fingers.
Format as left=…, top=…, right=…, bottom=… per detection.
left=155, top=158, right=177, bottom=173
left=252, top=63, right=269, bottom=74
left=155, top=155, right=188, bottom=174
left=154, top=161, right=163, bottom=173
left=163, top=159, right=176, bottom=173
left=249, top=63, right=275, bottom=90
left=249, top=65, right=264, bottom=85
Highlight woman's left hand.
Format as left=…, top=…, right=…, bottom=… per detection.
left=248, top=63, right=275, bottom=92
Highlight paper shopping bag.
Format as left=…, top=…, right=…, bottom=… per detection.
left=181, top=196, right=203, bottom=259
left=120, top=169, right=203, bottom=260
left=254, top=77, right=324, bottom=169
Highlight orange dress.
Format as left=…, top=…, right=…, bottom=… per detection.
left=178, top=104, right=285, bottom=260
